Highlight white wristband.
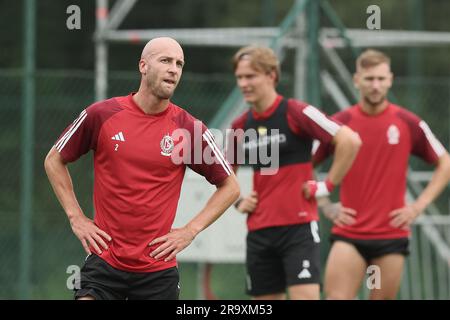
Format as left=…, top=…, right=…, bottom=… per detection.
left=315, top=181, right=331, bottom=198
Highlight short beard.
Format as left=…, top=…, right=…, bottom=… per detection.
left=155, top=88, right=173, bottom=100
left=364, top=95, right=386, bottom=108
left=146, top=77, right=175, bottom=100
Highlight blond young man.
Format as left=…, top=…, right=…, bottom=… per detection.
left=314, top=49, right=450, bottom=300
left=227, top=46, right=361, bottom=300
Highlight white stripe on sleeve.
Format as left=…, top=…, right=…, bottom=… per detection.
left=56, top=112, right=88, bottom=152
left=55, top=110, right=87, bottom=150
left=311, top=139, right=321, bottom=155
left=419, top=120, right=446, bottom=157
left=203, top=130, right=232, bottom=176
left=302, top=105, right=340, bottom=136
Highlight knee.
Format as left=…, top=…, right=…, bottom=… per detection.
left=370, top=290, right=397, bottom=300
left=325, top=289, right=356, bottom=300
left=76, top=295, right=96, bottom=300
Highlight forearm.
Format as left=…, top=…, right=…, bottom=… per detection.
left=185, top=175, right=240, bottom=237
left=414, top=153, right=450, bottom=212
left=327, top=127, right=361, bottom=185
left=44, top=147, right=84, bottom=222
left=317, top=196, right=336, bottom=220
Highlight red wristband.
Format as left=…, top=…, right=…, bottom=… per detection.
left=325, top=179, right=335, bottom=193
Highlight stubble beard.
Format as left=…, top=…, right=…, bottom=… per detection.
left=364, top=93, right=386, bottom=108
left=147, top=77, right=176, bottom=100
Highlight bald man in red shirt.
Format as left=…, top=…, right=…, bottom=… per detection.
left=44, top=37, right=239, bottom=300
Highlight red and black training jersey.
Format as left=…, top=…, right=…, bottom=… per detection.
left=55, top=93, right=231, bottom=272
left=228, top=95, right=341, bottom=231
left=314, top=103, right=446, bottom=239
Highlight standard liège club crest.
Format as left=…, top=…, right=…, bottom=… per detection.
left=160, top=133, right=174, bottom=156
left=387, top=124, right=400, bottom=145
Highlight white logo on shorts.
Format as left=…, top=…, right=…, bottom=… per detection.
left=298, top=260, right=312, bottom=279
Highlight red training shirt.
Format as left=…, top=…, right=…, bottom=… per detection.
left=229, top=95, right=341, bottom=231
left=314, top=103, right=446, bottom=239
left=55, top=94, right=231, bottom=272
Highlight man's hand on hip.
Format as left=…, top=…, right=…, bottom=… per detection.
left=70, top=215, right=112, bottom=255
left=149, top=227, right=196, bottom=262
left=235, top=191, right=258, bottom=214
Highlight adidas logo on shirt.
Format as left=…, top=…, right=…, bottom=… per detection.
left=111, top=132, right=125, bottom=142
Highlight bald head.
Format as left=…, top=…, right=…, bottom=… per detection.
left=141, top=37, right=184, bottom=59
left=137, top=37, right=185, bottom=102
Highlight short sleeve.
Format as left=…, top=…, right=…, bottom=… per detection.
left=412, top=120, right=446, bottom=164
left=311, top=110, right=350, bottom=165
left=287, top=100, right=341, bottom=144
left=54, top=109, right=95, bottom=163
left=396, top=109, right=446, bottom=164
left=187, top=123, right=232, bottom=185
left=54, top=98, right=123, bottom=163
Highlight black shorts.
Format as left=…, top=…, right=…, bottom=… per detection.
left=74, top=254, right=180, bottom=300
left=246, top=222, right=321, bottom=296
left=330, top=234, right=410, bottom=264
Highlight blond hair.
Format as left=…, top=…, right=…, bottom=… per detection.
left=232, top=46, right=280, bottom=84
left=356, top=49, right=391, bottom=71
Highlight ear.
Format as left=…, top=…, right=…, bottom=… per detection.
left=353, top=73, right=359, bottom=89
left=387, top=72, right=394, bottom=88
left=139, top=59, right=147, bottom=74
left=268, top=70, right=277, bottom=84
